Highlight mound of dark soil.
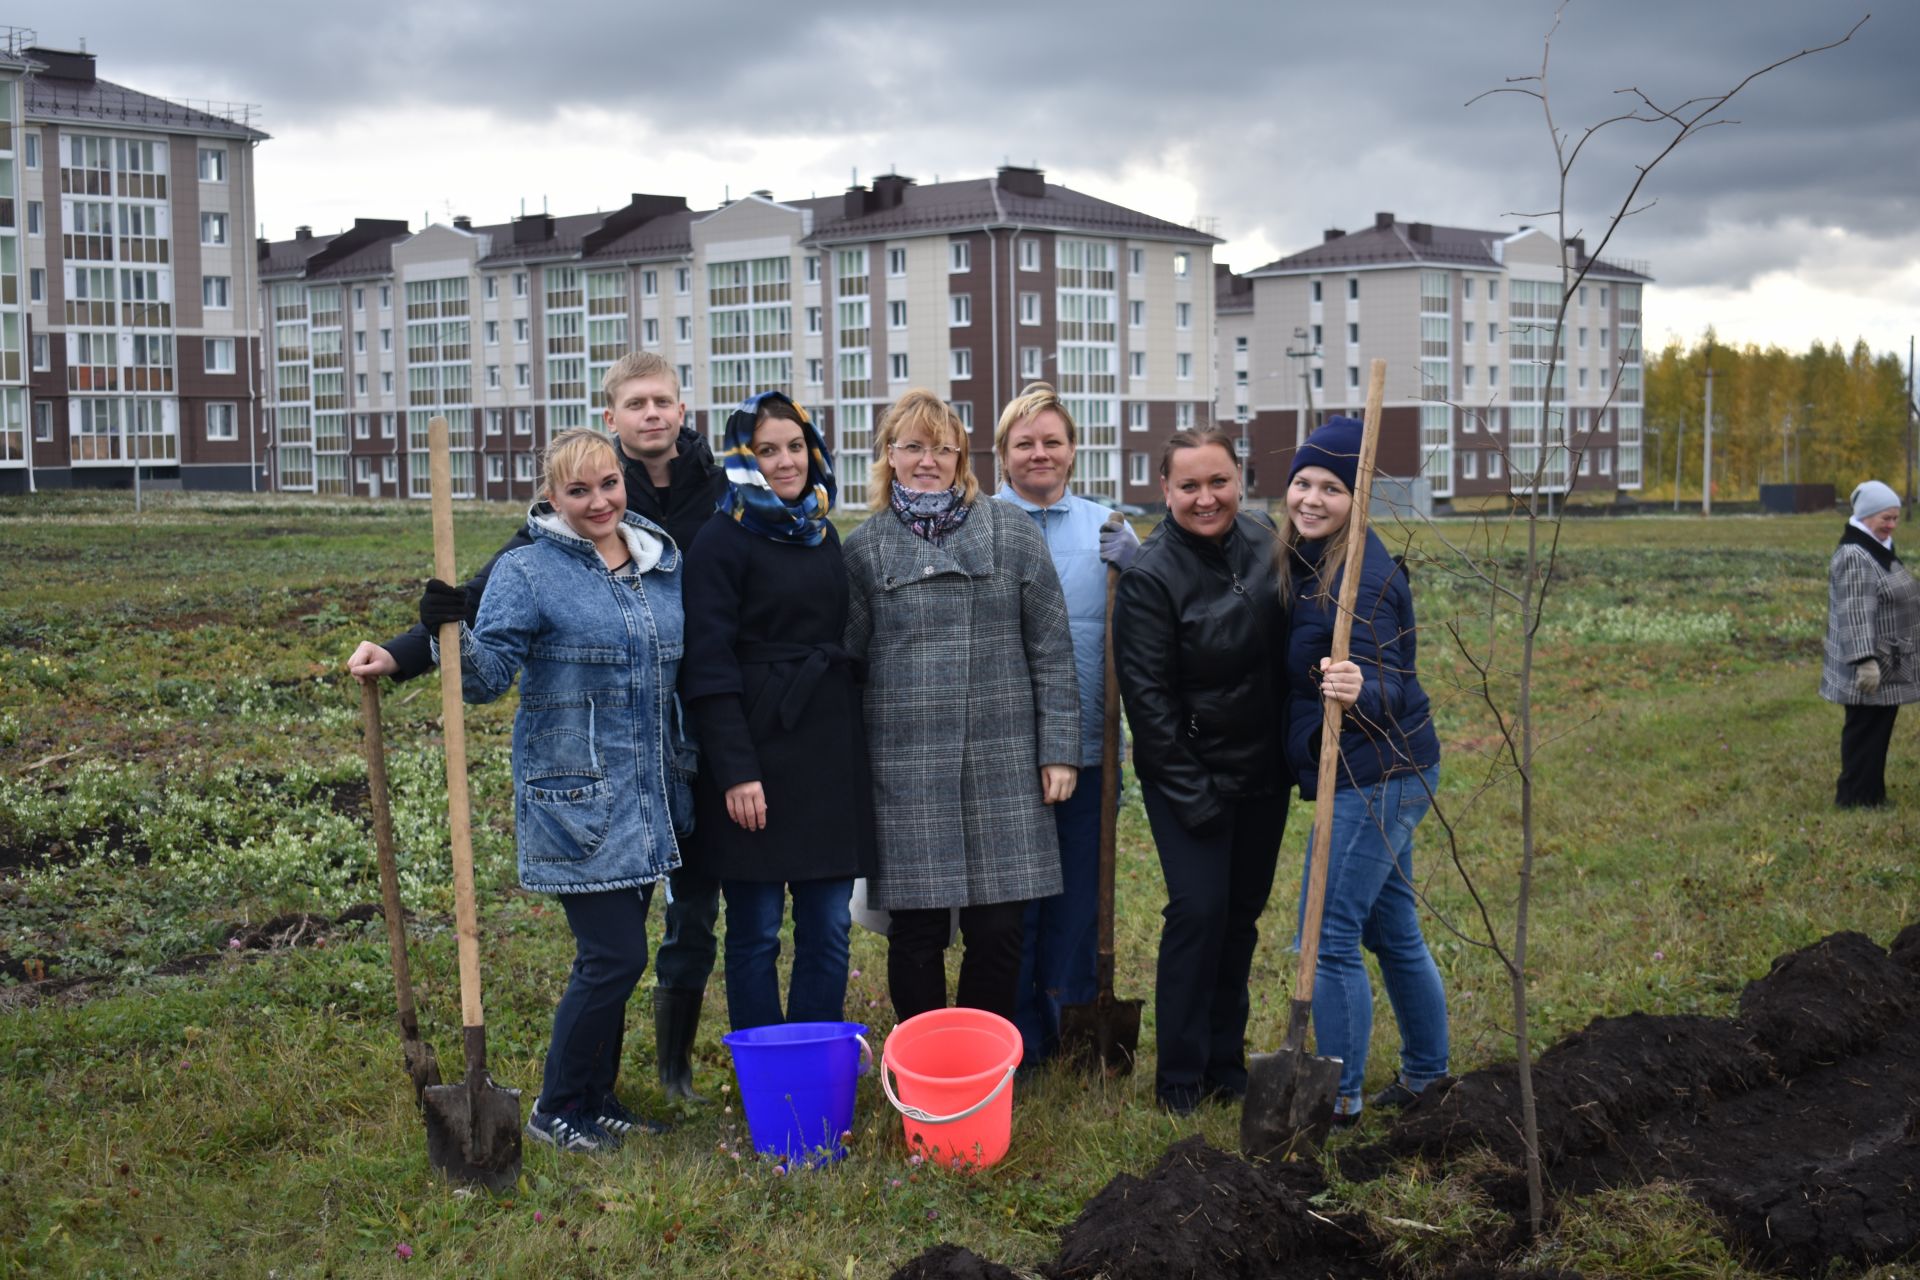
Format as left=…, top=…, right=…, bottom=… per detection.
left=1047, top=1136, right=1372, bottom=1280
left=888, top=1243, right=1022, bottom=1280
left=1738, top=930, right=1917, bottom=1075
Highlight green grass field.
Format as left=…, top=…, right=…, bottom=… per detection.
left=0, top=490, right=1913, bottom=1278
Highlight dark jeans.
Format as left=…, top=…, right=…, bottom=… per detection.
left=541, top=886, right=653, bottom=1114
left=722, top=876, right=855, bottom=1031
left=1837, top=703, right=1900, bottom=808
left=1015, top=765, right=1104, bottom=1063
left=655, top=858, right=721, bottom=993
left=1142, top=784, right=1288, bottom=1108
left=888, top=899, right=1027, bottom=1024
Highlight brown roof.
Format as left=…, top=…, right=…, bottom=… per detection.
left=259, top=232, right=341, bottom=278
left=27, top=74, right=269, bottom=140
left=1249, top=215, right=1649, bottom=281
left=806, top=175, right=1219, bottom=245
left=474, top=212, right=611, bottom=265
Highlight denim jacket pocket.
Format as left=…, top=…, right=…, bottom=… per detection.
left=520, top=777, right=616, bottom=862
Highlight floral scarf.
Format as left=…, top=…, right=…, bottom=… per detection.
left=717, top=391, right=836, bottom=547
left=890, top=480, right=973, bottom=545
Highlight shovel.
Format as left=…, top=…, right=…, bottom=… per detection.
left=1058, top=550, right=1143, bottom=1073
left=359, top=677, right=442, bottom=1102
left=419, top=415, right=523, bottom=1192
left=1242, top=358, right=1387, bottom=1161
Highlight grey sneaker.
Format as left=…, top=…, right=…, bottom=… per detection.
left=525, top=1106, right=618, bottom=1153
left=595, top=1094, right=670, bottom=1138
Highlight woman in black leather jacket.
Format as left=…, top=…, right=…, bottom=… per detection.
left=1113, top=429, right=1359, bottom=1114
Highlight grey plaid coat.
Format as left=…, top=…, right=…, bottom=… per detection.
left=844, top=497, right=1079, bottom=910
left=1820, top=525, right=1920, bottom=706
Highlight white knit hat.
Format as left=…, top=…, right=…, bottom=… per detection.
left=1851, top=480, right=1900, bottom=520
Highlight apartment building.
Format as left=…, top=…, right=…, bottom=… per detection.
left=1215, top=211, right=1651, bottom=505
left=259, top=167, right=1219, bottom=507
left=6, top=40, right=268, bottom=494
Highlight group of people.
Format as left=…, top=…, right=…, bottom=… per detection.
left=347, top=350, right=1452, bottom=1151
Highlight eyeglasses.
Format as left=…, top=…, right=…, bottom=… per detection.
left=889, top=441, right=962, bottom=460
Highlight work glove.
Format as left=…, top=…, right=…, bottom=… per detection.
left=419, top=578, right=469, bottom=631
left=1099, top=516, right=1141, bottom=572
left=1854, top=659, right=1882, bottom=696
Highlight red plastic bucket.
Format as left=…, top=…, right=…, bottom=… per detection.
left=879, top=1008, right=1022, bottom=1168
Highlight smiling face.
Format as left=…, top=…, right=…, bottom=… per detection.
left=891, top=428, right=962, bottom=493
left=1000, top=408, right=1076, bottom=507
left=550, top=456, right=627, bottom=542
left=752, top=416, right=812, bottom=503
left=1862, top=505, right=1899, bottom=542
left=1286, top=465, right=1354, bottom=542
left=603, top=374, right=685, bottom=463
left=1162, top=443, right=1241, bottom=540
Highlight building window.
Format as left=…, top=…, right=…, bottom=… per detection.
left=485, top=454, right=505, bottom=483
left=1311, top=280, right=1323, bottom=303
left=202, top=275, right=231, bottom=309
left=514, top=408, right=533, bottom=436
left=483, top=319, right=498, bottom=346
left=487, top=364, right=502, bottom=388
left=1599, top=287, right=1610, bottom=307
left=25, top=200, right=40, bottom=236
left=1461, top=451, right=1479, bottom=480
left=1577, top=368, right=1588, bottom=390
left=379, top=284, right=392, bottom=309
left=1311, top=324, right=1323, bottom=347
left=1599, top=448, right=1613, bottom=476
left=29, top=268, right=44, bottom=303
left=1463, top=278, right=1474, bottom=300
left=382, top=371, right=394, bottom=393
left=805, top=255, right=820, bottom=283
left=642, top=269, right=658, bottom=296
left=515, top=452, right=536, bottom=481
left=1019, top=292, right=1040, bottom=325
left=1019, top=239, right=1041, bottom=271
left=514, top=318, right=529, bottom=343
left=355, top=373, right=367, bottom=395
left=951, top=349, right=973, bottom=379
left=205, top=338, right=236, bottom=374
left=1599, top=327, right=1610, bottom=350
left=1488, top=366, right=1499, bottom=388
left=1312, top=368, right=1324, bottom=390
left=379, top=413, right=395, bottom=439
left=678, top=363, right=693, bottom=392
left=1487, top=321, right=1498, bottom=343
left=1129, top=350, right=1145, bottom=378
left=352, top=287, right=365, bottom=311
left=674, top=315, right=690, bottom=343
left=1128, top=402, right=1148, bottom=431
left=890, top=352, right=909, bottom=381
left=1487, top=279, right=1499, bottom=303
left=806, top=357, right=823, bottom=385
left=887, top=300, right=907, bottom=329
left=1173, top=251, right=1190, bottom=278
left=1175, top=402, right=1195, bottom=428
left=1129, top=248, right=1144, bottom=276
left=1463, top=365, right=1475, bottom=389
left=23, top=131, right=38, bottom=169
left=1347, top=277, right=1359, bottom=301
left=806, top=306, right=823, bottom=335
left=1578, top=326, right=1588, bottom=348
left=1176, top=353, right=1193, bottom=380
left=1009, top=346, right=1037, bottom=378
left=949, top=240, right=971, bottom=273
left=887, top=247, right=907, bottom=276
left=949, top=295, right=971, bottom=327
left=201, top=212, right=229, bottom=246
left=1175, top=303, right=1191, bottom=330
left=483, top=275, right=498, bottom=300
left=1347, top=322, right=1359, bottom=344
left=643, top=317, right=660, bottom=345
left=355, top=414, right=370, bottom=439
left=676, top=267, right=691, bottom=295
left=198, top=147, right=227, bottom=182
left=34, top=400, right=54, bottom=441
left=381, top=327, right=394, bottom=352
left=515, top=363, right=530, bottom=388
left=1128, top=299, right=1144, bottom=327
left=206, top=403, right=238, bottom=440
left=508, top=273, right=525, bottom=297
left=1463, top=321, right=1474, bottom=343
left=31, top=332, right=50, bottom=369
left=1128, top=451, right=1149, bottom=485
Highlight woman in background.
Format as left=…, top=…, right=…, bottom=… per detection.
left=1820, top=479, right=1919, bottom=808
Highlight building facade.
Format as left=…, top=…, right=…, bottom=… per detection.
left=258, top=167, right=1219, bottom=507
left=7, top=41, right=268, bottom=495
left=1215, top=211, right=1651, bottom=505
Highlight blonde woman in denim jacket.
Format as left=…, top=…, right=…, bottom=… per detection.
left=445, top=427, right=694, bottom=1153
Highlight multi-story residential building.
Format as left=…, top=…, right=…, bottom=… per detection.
left=258, top=167, right=1219, bottom=506
left=7, top=40, right=268, bottom=494
left=0, top=44, right=31, bottom=474
left=1215, top=211, right=1651, bottom=506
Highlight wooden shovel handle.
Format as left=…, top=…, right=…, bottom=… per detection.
left=1095, top=559, right=1123, bottom=992
left=1294, top=359, right=1387, bottom=998
left=360, top=678, right=423, bottom=1040
left=428, top=417, right=486, bottom=1042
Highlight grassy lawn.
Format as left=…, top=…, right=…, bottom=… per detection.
left=1, top=490, right=1913, bottom=1278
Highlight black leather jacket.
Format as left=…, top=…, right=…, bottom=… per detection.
left=1113, top=511, right=1289, bottom=831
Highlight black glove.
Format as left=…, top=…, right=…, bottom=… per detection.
left=419, top=578, right=469, bottom=631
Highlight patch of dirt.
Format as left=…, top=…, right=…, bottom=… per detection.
left=215, top=905, right=382, bottom=951
left=316, top=778, right=372, bottom=821
left=888, top=1244, right=1023, bottom=1280
left=0, top=823, right=149, bottom=877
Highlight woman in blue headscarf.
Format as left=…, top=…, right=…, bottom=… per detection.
left=681, top=392, right=876, bottom=1031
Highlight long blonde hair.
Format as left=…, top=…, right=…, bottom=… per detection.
left=1278, top=478, right=1355, bottom=601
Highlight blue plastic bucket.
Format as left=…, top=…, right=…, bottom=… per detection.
left=721, top=1021, right=870, bottom=1163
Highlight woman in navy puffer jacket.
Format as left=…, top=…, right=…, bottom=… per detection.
left=1281, top=416, right=1444, bottom=1127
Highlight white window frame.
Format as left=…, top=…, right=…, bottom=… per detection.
left=485, top=320, right=499, bottom=346
left=1020, top=346, right=1043, bottom=379
left=515, top=363, right=530, bottom=388
left=1177, top=353, right=1193, bottom=381
left=1129, top=299, right=1145, bottom=328
left=25, top=200, right=40, bottom=236
left=676, top=315, right=691, bottom=343
left=641, top=270, right=658, bottom=297
left=889, top=352, right=909, bottom=381
left=887, top=247, right=907, bottom=277
left=806, top=305, right=823, bottom=335
left=1175, top=303, right=1191, bottom=331
left=29, top=267, right=44, bottom=303
left=1175, top=402, right=1195, bottom=428
left=1128, top=452, right=1149, bottom=485
left=205, top=338, right=236, bottom=374
left=31, top=332, right=50, bottom=370
left=676, top=267, right=691, bottom=295
left=1130, top=350, right=1145, bottom=379
left=202, top=275, right=231, bottom=309
left=34, top=400, right=54, bottom=441
left=1019, top=293, right=1041, bottom=325
left=514, top=408, right=533, bottom=436
left=887, top=300, right=907, bottom=330
left=1128, top=402, right=1148, bottom=432
left=949, top=294, right=971, bottom=327
left=200, top=212, right=229, bottom=246
left=1019, top=239, right=1041, bottom=271
left=1129, top=248, right=1144, bottom=276
left=197, top=147, right=227, bottom=183
left=205, top=402, right=238, bottom=440
left=1173, top=251, right=1191, bottom=278
left=949, top=240, right=971, bottom=273
left=484, top=275, right=499, bottom=300
left=950, top=349, right=973, bottom=379
left=1461, top=450, right=1479, bottom=480
left=1347, top=277, right=1359, bottom=301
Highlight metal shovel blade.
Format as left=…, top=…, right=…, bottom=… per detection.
left=422, top=1063, right=523, bottom=1193
left=1241, top=1046, right=1342, bottom=1160
left=1058, top=991, right=1144, bottom=1075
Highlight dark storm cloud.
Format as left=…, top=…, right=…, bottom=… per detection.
left=22, top=0, right=1913, bottom=300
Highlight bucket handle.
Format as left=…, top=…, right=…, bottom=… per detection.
left=878, top=1054, right=1016, bottom=1127
left=854, top=1033, right=875, bottom=1075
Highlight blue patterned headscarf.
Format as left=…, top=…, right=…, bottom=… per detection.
left=718, top=391, right=836, bottom=546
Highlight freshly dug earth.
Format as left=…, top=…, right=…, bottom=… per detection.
left=1381, top=925, right=1920, bottom=1276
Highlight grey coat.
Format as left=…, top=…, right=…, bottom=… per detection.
left=1820, top=524, right=1920, bottom=706
left=844, top=497, right=1080, bottom=910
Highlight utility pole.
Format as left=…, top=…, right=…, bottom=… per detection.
left=1673, top=414, right=1684, bottom=513
left=1700, top=342, right=1716, bottom=517
left=1907, top=335, right=1915, bottom=519
left=1285, top=327, right=1319, bottom=448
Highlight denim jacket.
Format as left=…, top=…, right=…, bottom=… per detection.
left=457, top=507, right=695, bottom=894
left=992, top=486, right=1118, bottom=769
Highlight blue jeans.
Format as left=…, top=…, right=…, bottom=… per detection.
left=655, top=859, right=721, bottom=993
left=541, top=886, right=653, bottom=1114
left=1300, top=765, right=1447, bottom=1111
left=721, top=877, right=855, bottom=1031
left=1015, top=764, right=1104, bottom=1063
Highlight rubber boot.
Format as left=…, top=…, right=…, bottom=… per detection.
left=654, top=986, right=707, bottom=1103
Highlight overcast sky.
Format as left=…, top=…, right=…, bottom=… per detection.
left=22, top=1, right=1916, bottom=361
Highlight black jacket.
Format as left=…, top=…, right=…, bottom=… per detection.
left=1113, top=512, right=1289, bottom=832
left=382, top=426, right=727, bottom=680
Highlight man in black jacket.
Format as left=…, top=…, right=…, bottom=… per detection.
left=347, top=351, right=727, bottom=1107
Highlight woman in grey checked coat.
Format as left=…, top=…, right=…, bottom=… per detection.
left=1820, top=480, right=1919, bottom=808
left=844, top=389, right=1081, bottom=1024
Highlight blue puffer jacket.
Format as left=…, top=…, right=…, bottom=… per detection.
left=1283, top=528, right=1440, bottom=800
left=457, top=507, right=695, bottom=894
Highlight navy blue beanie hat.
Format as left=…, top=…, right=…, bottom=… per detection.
left=1290, top=416, right=1363, bottom=492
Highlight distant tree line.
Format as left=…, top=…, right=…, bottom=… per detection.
left=1640, top=333, right=1912, bottom=500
